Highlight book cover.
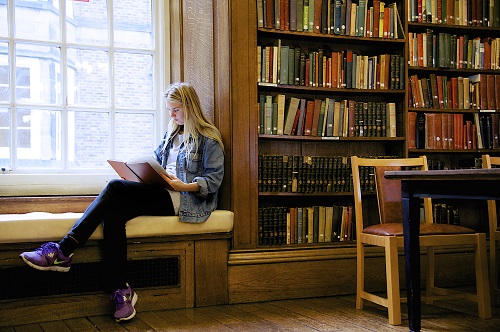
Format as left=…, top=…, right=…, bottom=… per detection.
left=108, top=156, right=174, bottom=190
left=284, top=97, right=301, bottom=135
left=304, top=100, right=316, bottom=135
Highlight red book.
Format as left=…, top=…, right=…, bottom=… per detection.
left=303, top=100, right=316, bottom=135
left=417, top=33, right=424, bottom=67
left=483, top=37, right=492, bottom=70
left=446, top=0, right=454, bottom=25
left=311, top=99, right=322, bottom=136
left=450, top=77, right=458, bottom=109
left=435, top=113, right=443, bottom=149
left=383, top=7, right=390, bottom=38
left=331, top=52, right=338, bottom=88
left=265, top=0, right=274, bottom=29
left=305, top=58, right=310, bottom=87
left=472, top=124, right=477, bottom=149
left=446, top=80, right=453, bottom=109
left=447, top=113, right=454, bottom=149
left=417, top=0, right=423, bottom=22
left=314, top=0, right=323, bottom=34
left=442, top=112, right=449, bottom=149
left=425, top=113, right=435, bottom=149
left=373, top=0, right=380, bottom=37
left=437, top=75, right=444, bottom=109
left=487, top=75, right=496, bottom=110
left=408, top=112, right=417, bottom=149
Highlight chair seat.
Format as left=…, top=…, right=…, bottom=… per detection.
left=363, top=222, right=475, bottom=236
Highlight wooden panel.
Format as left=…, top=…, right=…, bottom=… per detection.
left=228, top=248, right=476, bottom=304
left=0, top=196, right=94, bottom=214
left=230, top=0, right=259, bottom=249
left=213, top=0, right=232, bottom=211
left=195, top=239, right=230, bottom=306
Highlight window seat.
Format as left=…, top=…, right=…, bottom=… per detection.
left=0, top=199, right=233, bottom=327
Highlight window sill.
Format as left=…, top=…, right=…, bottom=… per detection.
left=0, top=173, right=116, bottom=196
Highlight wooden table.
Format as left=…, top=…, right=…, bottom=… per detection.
left=384, top=168, right=500, bottom=332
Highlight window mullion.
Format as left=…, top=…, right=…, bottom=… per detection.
left=60, top=0, right=68, bottom=170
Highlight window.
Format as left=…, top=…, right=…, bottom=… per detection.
left=0, top=0, right=165, bottom=169
left=0, top=0, right=168, bottom=194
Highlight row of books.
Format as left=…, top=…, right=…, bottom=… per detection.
left=259, top=95, right=397, bottom=138
left=433, top=203, right=461, bottom=225
left=258, top=205, right=355, bottom=246
left=408, top=112, right=500, bottom=149
left=408, top=74, right=500, bottom=111
left=408, top=32, right=499, bottom=70
left=257, top=0, right=405, bottom=39
left=258, top=42, right=404, bottom=90
left=408, top=0, right=500, bottom=27
left=258, top=154, right=394, bottom=193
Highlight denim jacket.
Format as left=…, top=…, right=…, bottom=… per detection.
left=154, top=129, right=224, bottom=222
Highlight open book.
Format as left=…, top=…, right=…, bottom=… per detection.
left=107, top=156, right=174, bottom=190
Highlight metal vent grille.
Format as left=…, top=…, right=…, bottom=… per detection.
left=1, top=258, right=179, bottom=300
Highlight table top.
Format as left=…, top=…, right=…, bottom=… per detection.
left=384, top=168, right=500, bottom=181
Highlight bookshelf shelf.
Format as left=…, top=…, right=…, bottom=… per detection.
left=258, top=84, right=405, bottom=93
left=408, top=22, right=500, bottom=34
left=259, top=134, right=405, bottom=141
left=407, top=108, right=499, bottom=113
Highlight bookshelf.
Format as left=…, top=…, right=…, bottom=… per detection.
left=256, top=0, right=408, bottom=247
left=405, top=1, right=500, bottom=232
left=406, top=2, right=500, bottom=171
left=226, top=0, right=496, bottom=305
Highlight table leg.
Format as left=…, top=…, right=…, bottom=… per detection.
left=401, top=183, right=421, bottom=332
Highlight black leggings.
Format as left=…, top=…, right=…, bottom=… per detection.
left=59, top=179, right=175, bottom=291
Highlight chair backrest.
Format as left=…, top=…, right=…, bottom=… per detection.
left=482, top=154, right=500, bottom=235
left=351, top=156, right=433, bottom=239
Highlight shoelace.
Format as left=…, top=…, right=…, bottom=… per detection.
left=36, top=242, right=59, bottom=255
left=111, top=290, right=127, bottom=309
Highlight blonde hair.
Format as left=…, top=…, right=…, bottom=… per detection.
left=164, top=82, right=224, bottom=155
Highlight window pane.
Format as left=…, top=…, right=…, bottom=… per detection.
left=15, top=0, right=61, bottom=42
left=0, top=2, right=7, bottom=37
left=0, top=108, right=11, bottom=168
left=113, top=0, right=153, bottom=49
left=66, top=0, right=109, bottom=46
left=68, top=110, right=109, bottom=168
left=114, top=112, right=155, bottom=161
left=15, top=43, right=61, bottom=105
left=114, top=52, right=153, bottom=108
left=67, top=48, right=109, bottom=106
left=16, top=108, right=62, bottom=168
left=0, top=42, right=9, bottom=102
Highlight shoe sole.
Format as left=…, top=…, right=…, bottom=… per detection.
left=115, top=292, right=138, bottom=323
left=19, top=254, right=70, bottom=272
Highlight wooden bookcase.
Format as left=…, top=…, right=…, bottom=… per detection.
left=226, top=0, right=492, bottom=304
left=405, top=3, right=500, bottom=231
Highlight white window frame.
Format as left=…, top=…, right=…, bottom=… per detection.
left=0, top=0, right=170, bottom=196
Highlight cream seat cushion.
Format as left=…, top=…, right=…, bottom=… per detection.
left=0, top=210, right=234, bottom=243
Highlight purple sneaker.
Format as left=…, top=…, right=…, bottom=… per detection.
left=19, top=242, right=72, bottom=272
left=110, top=283, right=138, bottom=322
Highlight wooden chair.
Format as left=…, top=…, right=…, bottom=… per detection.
left=481, top=154, right=500, bottom=305
left=351, top=155, right=491, bottom=325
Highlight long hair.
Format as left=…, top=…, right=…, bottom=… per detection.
left=164, top=82, right=224, bottom=156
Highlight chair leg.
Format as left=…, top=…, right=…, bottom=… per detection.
left=356, top=243, right=365, bottom=310
left=475, top=233, right=492, bottom=319
left=426, top=246, right=435, bottom=305
left=385, top=236, right=401, bottom=325
left=491, top=234, right=499, bottom=306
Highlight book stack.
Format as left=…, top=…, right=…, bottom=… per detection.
left=257, top=0, right=405, bottom=38
left=258, top=42, right=404, bottom=90
left=408, top=0, right=500, bottom=27
left=408, top=112, right=500, bottom=150
left=258, top=205, right=354, bottom=246
left=408, top=74, right=500, bottom=111
left=259, top=94, right=398, bottom=137
left=408, top=32, right=499, bottom=70
left=258, top=154, right=398, bottom=193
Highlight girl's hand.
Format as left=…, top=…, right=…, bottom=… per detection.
left=162, top=173, right=200, bottom=192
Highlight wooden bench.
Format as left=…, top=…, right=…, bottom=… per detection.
left=0, top=196, right=233, bottom=327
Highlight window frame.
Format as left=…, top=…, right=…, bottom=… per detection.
left=0, top=0, right=170, bottom=196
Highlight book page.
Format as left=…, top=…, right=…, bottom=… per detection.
left=126, top=155, right=172, bottom=179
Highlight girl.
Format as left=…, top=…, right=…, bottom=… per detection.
left=19, top=82, right=225, bottom=322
